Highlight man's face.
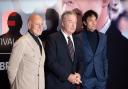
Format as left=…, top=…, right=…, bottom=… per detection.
left=28, top=15, right=44, bottom=36
left=110, top=0, right=120, bottom=10
left=109, top=0, right=121, bottom=20
left=118, top=16, right=128, bottom=32
left=62, top=14, right=77, bottom=35
left=84, top=15, right=97, bottom=32
left=61, top=0, right=105, bottom=16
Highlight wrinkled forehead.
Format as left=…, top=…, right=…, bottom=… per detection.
left=29, top=14, right=43, bottom=23
left=62, top=14, right=77, bottom=22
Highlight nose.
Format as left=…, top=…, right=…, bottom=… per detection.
left=72, top=23, right=76, bottom=28
left=93, top=21, right=97, bottom=25
left=38, top=24, right=43, bottom=28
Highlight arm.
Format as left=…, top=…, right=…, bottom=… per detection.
left=68, top=37, right=84, bottom=84
left=76, top=37, right=84, bottom=76
left=103, top=35, right=108, bottom=79
left=7, top=39, right=25, bottom=85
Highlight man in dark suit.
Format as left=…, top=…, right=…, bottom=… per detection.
left=45, top=11, right=84, bottom=89
left=79, top=10, right=108, bottom=89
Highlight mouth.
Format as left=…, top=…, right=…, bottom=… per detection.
left=111, top=7, right=119, bottom=13
left=92, top=26, right=96, bottom=28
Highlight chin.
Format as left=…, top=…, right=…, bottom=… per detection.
left=35, top=33, right=40, bottom=36
left=38, top=33, right=41, bottom=36
left=71, top=31, right=75, bottom=34
left=92, top=28, right=96, bottom=30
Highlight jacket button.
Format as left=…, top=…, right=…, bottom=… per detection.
left=37, top=74, right=39, bottom=76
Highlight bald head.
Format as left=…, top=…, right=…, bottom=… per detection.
left=28, top=13, right=43, bottom=23
left=28, top=13, right=44, bottom=36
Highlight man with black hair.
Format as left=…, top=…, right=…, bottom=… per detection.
left=79, top=10, right=108, bottom=89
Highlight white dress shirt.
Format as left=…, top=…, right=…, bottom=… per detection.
left=61, top=29, right=75, bottom=50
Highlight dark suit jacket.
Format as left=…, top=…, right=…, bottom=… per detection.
left=45, top=31, right=84, bottom=89
left=79, top=30, right=108, bottom=86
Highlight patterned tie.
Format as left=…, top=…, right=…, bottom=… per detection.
left=67, top=36, right=74, bottom=61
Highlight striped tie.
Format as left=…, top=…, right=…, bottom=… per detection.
left=67, top=36, right=74, bottom=61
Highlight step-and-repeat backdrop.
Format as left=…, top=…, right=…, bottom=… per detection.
left=0, top=0, right=128, bottom=89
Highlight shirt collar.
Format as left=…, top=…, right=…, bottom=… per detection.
left=61, top=29, right=72, bottom=38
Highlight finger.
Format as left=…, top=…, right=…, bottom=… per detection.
left=79, top=80, right=82, bottom=83
left=76, top=78, right=82, bottom=84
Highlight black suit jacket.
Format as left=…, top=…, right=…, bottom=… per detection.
left=45, top=31, right=84, bottom=89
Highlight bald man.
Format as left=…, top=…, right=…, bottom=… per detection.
left=7, top=13, right=45, bottom=89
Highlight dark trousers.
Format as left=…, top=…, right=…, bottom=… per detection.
left=81, top=77, right=106, bottom=89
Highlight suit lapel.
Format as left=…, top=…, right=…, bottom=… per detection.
left=38, top=38, right=45, bottom=56
left=95, top=33, right=103, bottom=55
left=82, top=31, right=104, bottom=56
left=73, top=35, right=79, bottom=63
left=26, top=32, right=41, bottom=55
left=82, top=31, right=94, bottom=55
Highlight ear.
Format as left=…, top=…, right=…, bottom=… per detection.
left=28, top=21, right=31, bottom=30
left=61, top=20, right=64, bottom=27
left=83, top=21, right=87, bottom=26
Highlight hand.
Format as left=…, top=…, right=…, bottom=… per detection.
left=67, top=74, right=77, bottom=84
left=67, top=73, right=82, bottom=85
left=74, top=73, right=82, bottom=84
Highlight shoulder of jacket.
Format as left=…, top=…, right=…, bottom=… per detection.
left=48, top=32, right=61, bottom=39
left=13, top=33, right=29, bottom=46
